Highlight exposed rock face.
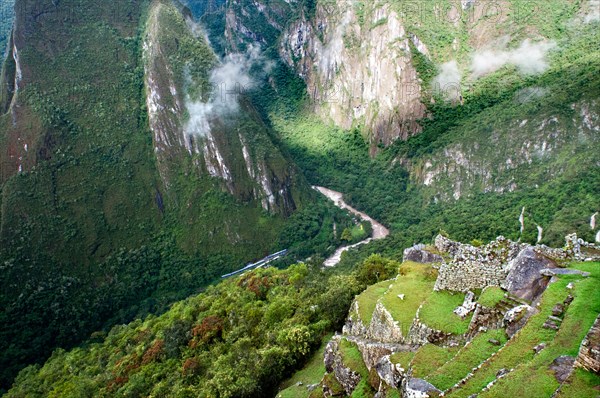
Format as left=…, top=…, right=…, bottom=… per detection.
left=408, top=319, right=454, bottom=346
left=343, top=301, right=369, bottom=337
left=503, top=305, right=533, bottom=337
left=414, top=101, right=600, bottom=201
left=344, top=301, right=405, bottom=343
left=403, top=377, right=441, bottom=398
left=502, top=247, right=557, bottom=301
left=143, top=1, right=303, bottom=216
left=576, top=315, right=600, bottom=374
left=403, top=244, right=443, bottom=264
left=453, top=291, right=477, bottom=319
left=375, top=355, right=405, bottom=388
left=467, top=305, right=504, bottom=337
left=540, top=269, right=591, bottom=277
left=280, top=1, right=427, bottom=152
left=324, top=337, right=362, bottom=395
left=368, top=302, right=405, bottom=343
left=345, top=335, right=413, bottom=370
left=549, top=356, right=576, bottom=383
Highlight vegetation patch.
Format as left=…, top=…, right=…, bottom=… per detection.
left=389, top=351, right=415, bottom=370
left=380, top=262, right=436, bottom=335
left=339, top=338, right=369, bottom=379
left=555, top=368, right=600, bottom=398
left=357, top=280, right=393, bottom=326
left=426, top=329, right=508, bottom=391
left=419, top=291, right=473, bottom=335
left=278, top=337, right=330, bottom=398
left=410, top=344, right=460, bottom=379
left=478, top=287, right=507, bottom=308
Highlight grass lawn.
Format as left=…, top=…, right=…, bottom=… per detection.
left=278, top=337, right=331, bottom=398
left=389, top=351, right=416, bottom=369
left=356, top=280, right=393, bottom=325
left=419, top=291, right=472, bottom=334
left=477, top=262, right=600, bottom=398
left=339, top=338, right=369, bottom=379
left=555, top=368, right=600, bottom=398
left=426, top=329, right=508, bottom=391
left=380, top=262, right=436, bottom=335
left=445, top=262, right=600, bottom=397
left=478, top=287, right=506, bottom=308
left=411, top=343, right=460, bottom=379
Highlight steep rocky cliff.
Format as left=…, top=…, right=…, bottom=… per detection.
left=280, top=1, right=427, bottom=151
left=279, top=0, right=595, bottom=151
left=143, top=0, right=306, bottom=217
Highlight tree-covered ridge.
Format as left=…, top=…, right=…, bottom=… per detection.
left=4, top=255, right=400, bottom=398
left=0, top=0, right=13, bottom=58
left=0, top=0, right=339, bottom=390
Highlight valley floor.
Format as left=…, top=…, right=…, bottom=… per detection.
left=314, top=186, right=390, bottom=267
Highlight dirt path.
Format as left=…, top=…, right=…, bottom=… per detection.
left=314, top=186, right=390, bottom=267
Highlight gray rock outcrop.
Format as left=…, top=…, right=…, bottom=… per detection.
left=324, top=337, right=362, bottom=395
left=454, top=291, right=477, bottom=319
left=502, top=247, right=558, bottom=301
left=403, top=244, right=443, bottom=264
left=375, top=355, right=405, bottom=388
left=403, top=377, right=441, bottom=398
left=549, top=356, right=576, bottom=382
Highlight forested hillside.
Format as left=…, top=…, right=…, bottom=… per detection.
left=0, top=0, right=599, bottom=395
left=0, top=0, right=339, bottom=390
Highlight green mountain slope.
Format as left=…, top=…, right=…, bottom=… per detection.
left=0, top=0, right=337, bottom=389
left=4, top=264, right=366, bottom=398
left=0, top=0, right=599, bottom=395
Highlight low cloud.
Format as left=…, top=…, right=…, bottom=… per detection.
left=432, top=60, right=462, bottom=100
left=471, top=39, right=557, bottom=78
left=184, top=44, right=266, bottom=137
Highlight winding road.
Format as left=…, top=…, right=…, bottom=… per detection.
left=314, top=186, right=390, bottom=267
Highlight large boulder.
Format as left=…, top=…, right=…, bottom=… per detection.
left=549, top=356, right=576, bottom=382
left=403, top=244, right=443, bottom=263
left=502, top=247, right=557, bottom=301
left=403, top=378, right=441, bottom=398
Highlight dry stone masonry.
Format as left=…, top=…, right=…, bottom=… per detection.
left=433, top=234, right=599, bottom=297
left=320, top=234, right=599, bottom=396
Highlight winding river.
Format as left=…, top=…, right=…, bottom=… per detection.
left=314, top=186, right=390, bottom=267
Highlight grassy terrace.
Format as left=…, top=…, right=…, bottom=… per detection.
left=380, top=262, right=436, bottom=335
left=356, top=280, right=394, bottom=325
left=478, top=287, right=506, bottom=308
left=339, top=338, right=369, bottom=379
left=446, top=262, right=600, bottom=397
left=419, top=291, right=472, bottom=334
left=338, top=338, right=377, bottom=398
left=278, top=337, right=331, bottom=398
left=426, top=329, right=508, bottom=391
left=555, top=368, right=600, bottom=398
left=389, top=351, right=416, bottom=369
left=410, top=344, right=460, bottom=379
left=477, top=262, right=600, bottom=398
